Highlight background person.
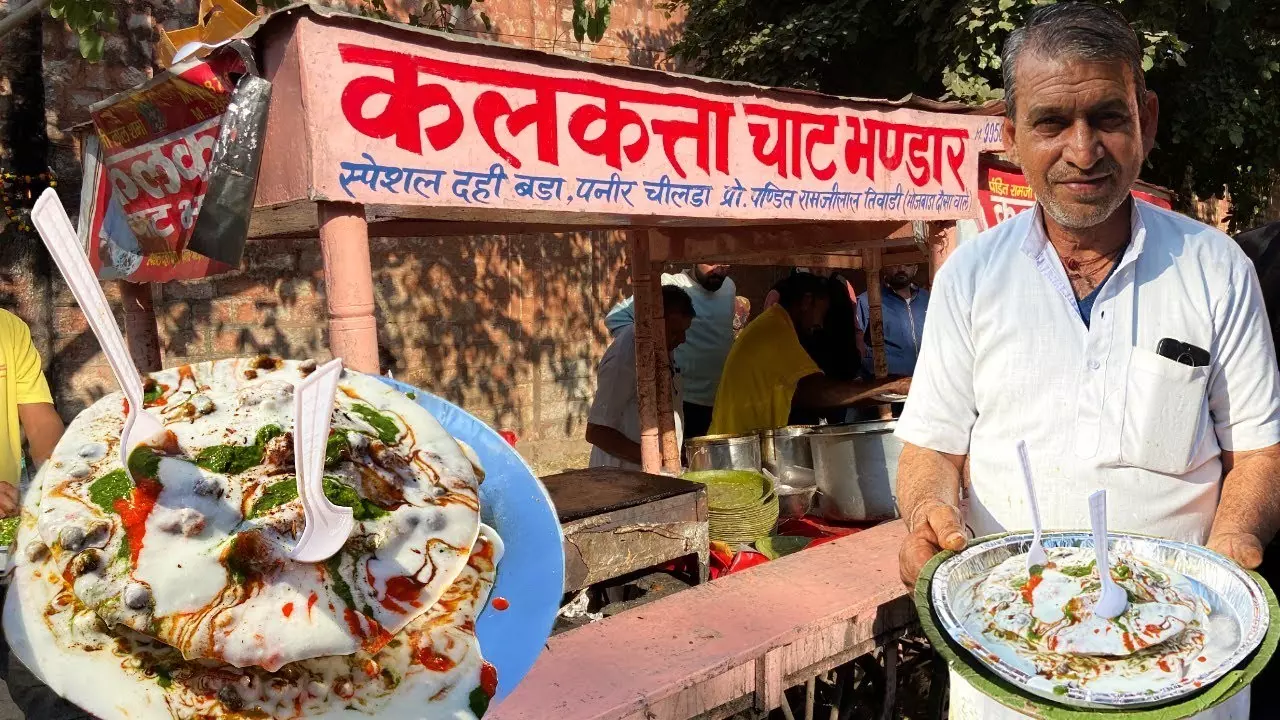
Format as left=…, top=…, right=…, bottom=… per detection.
left=604, top=264, right=735, bottom=440
left=709, top=272, right=908, bottom=436
left=587, top=286, right=695, bottom=471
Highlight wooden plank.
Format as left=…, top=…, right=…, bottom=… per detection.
left=543, top=469, right=704, bottom=523
left=649, top=222, right=912, bottom=264
left=631, top=231, right=662, bottom=475
left=561, top=492, right=708, bottom=592
left=119, top=282, right=162, bottom=372
left=489, top=521, right=912, bottom=720
left=865, top=248, right=888, bottom=380
left=927, top=221, right=958, bottom=286
left=649, top=256, right=680, bottom=474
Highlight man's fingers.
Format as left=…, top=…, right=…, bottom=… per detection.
left=1209, top=532, right=1264, bottom=570
left=925, top=504, right=966, bottom=551
left=900, top=532, right=942, bottom=587
left=0, top=485, right=16, bottom=518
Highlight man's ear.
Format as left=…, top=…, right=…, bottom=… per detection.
left=1140, top=90, right=1160, bottom=158
left=1002, top=115, right=1019, bottom=166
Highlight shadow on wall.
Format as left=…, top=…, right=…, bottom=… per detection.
left=47, top=231, right=630, bottom=464
left=615, top=25, right=684, bottom=71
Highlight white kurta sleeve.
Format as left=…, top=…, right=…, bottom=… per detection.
left=894, top=254, right=978, bottom=455
left=1207, top=250, right=1280, bottom=451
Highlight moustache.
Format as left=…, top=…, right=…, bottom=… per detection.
left=1048, top=158, right=1120, bottom=184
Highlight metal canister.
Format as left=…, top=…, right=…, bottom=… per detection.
left=810, top=420, right=902, bottom=521
left=685, top=433, right=762, bottom=473
left=758, top=425, right=817, bottom=488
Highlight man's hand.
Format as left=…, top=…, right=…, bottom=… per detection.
left=881, top=376, right=912, bottom=396
left=1207, top=530, right=1265, bottom=570
left=0, top=482, right=18, bottom=518
left=900, top=499, right=967, bottom=587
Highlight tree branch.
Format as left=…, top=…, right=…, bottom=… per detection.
left=0, top=0, right=51, bottom=39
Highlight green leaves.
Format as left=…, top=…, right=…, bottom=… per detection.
left=572, top=0, right=613, bottom=43
left=49, top=0, right=115, bottom=61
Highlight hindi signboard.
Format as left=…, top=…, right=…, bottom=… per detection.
left=293, top=18, right=993, bottom=224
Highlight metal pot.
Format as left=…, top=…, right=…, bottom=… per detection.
left=686, top=433, right=762, bottom=473
left=758, top=425, right=816, bottom=488
left=810, top=420, right=902, bottom=522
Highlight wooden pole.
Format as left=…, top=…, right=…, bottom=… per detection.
left=317, top=202, right=379, bottom=374
left=119, top=281, right=162, bottom=372
left=630, top=231, right=662, bottom=474
left=649, top=255, right=680, bottom=474
left=864, top=248, right=893, bottom=420
left=928, top=221, right=958, bottom=287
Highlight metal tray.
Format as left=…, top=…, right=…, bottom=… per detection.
left=930, top=532, right=1269, bottom=709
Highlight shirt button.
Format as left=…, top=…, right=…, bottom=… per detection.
left=1088, top=359, right=1101, bottom=370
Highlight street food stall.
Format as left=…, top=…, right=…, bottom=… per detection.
left=82, top=3, right=1014, bottom=717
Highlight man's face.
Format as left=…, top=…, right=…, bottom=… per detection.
left=1003, top=54, right=1159, bottom=230
left=693, top=264, right=729, bottom=292
left=885, top=264, right=917, bottom=290
left=665, top=312, right=694, bottom=351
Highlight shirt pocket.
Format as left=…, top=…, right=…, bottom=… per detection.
left=1119, top=347, right=1211, bottom=475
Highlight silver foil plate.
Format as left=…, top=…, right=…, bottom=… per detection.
left=931, top=532, right=1269, bottom=709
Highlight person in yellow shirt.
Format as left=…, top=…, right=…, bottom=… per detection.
left=709, top=273, right=910, bottom=436
left=0, top=308, right=81, bottom=720
left=0, top=309, right=63, bottom=514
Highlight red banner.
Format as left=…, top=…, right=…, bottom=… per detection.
left=978, top=159, right=1174, bottom=231
left=79, top=53, right=243, bottom=282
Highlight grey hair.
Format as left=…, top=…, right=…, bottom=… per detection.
left=1001, top=2, right=1147, bottom=119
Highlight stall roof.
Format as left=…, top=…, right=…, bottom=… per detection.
left=246, top=3, right=1005, bottom=120
left=239, top=3, right=1003, bottom=237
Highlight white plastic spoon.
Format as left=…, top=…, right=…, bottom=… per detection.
left=1089, top=489, right=1129, bottom=620
left=30, top=189, right=166, bottom=481
left=288, top=358, right=354, bottom=563
left=1016, top=440, right=1048, bottom=571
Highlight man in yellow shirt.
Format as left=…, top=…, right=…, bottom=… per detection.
left=0, top=309, right=62, bottom=513
left=709, top=273, right=910, bottom=436
left=0, top=308, right=79, bottom=719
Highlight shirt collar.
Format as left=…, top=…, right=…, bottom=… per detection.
left=1020, top=198, right=1148, bottom=269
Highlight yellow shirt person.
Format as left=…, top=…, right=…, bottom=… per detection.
left=709, top=305, right=820, bottom=435
left=709, top=273, right=912, bottom=437
left=0, top=309, right=63, bottom=512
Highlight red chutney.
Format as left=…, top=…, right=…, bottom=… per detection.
left=1020, top=575, right=1043, bottom=605
left=115, top=477, right=163, bottom=565
left=480, top=662, right=498, bottom=697
left=491, top=597, right=510, bottom=611
left=382, top=575, right=426, bottom=613
left=417, top=646, right=457, bottom=673
left=1158, top=660, right=1172, bottom=673
left=282, top=603, right=294, bottom=618
left=307, top=592, right=319, bottom=617
left=342, top=609, right=394, bottom=653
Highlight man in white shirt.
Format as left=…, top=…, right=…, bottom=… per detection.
left=895, top=5, right=1280, bottom=717
left=605, top=265, right=735, bottom=440
left=587, top=286, right=695, bottom=471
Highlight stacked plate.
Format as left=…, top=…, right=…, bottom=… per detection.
left=682, top=470, right=779, bottom=543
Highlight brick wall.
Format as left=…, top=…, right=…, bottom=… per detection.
left=7, top=0, right=802, bottom=473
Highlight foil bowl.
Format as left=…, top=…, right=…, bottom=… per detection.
left=930, top=531, right=1269, bottom=709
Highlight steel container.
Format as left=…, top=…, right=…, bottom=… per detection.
left=758, top=425, right=816, bottom=488
left=685, top=433, right=762, bottom=473
left=810, top=420, right=902, bottom=521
